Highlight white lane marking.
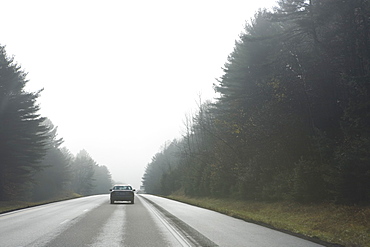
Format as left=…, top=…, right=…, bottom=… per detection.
left=60, top=219, right=69, bottom=225
left=90, top=206, right=125, bottom=247
left=83, top=209, right=89, bottom=212
left=139, top=196, right=192, bottom=247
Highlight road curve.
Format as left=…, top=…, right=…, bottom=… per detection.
left=0, top=194, right=324, bottom=247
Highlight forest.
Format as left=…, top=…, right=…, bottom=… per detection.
left=0, top=46, right=113, bottom=201
left=142, top=0, right=370, bottom=204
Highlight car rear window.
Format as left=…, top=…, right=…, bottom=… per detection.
left=113, top=186, right=132, bottom=190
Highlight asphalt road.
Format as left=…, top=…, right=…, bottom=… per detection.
left=0, top=194, right=324, bottom=247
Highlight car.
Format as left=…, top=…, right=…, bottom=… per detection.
left=109, top=185, right=135, bottom=204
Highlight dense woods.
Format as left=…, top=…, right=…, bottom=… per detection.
left=0, top=46, right=113, bottom=201
left=1, top=0, right=369, bottom=205
left=143, top=0, right=370, bottom=204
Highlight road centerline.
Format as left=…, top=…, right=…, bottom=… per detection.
left=139, top=195, right=218, bottom=247
left=140, top=195, right=193, bottom=247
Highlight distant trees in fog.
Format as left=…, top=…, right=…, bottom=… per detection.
left=0, top=45, right=113, bottom=201
left=142, top=0, right=370, bottom=204
left=70, top=149, right=113, bottom=196
left=31, top=120, right=71, bottom=201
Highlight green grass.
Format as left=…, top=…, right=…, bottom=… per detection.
left=167, top=195, right=370, bottom=247
left=0, top=191, right=82, bottom=214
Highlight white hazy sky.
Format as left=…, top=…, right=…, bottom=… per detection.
left=2, top=0, right=277, bottom=189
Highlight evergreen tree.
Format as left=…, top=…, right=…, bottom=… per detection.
left=91, top=165, right=113, bottom=194
left=0, top=46, right=49, bottom=201
left=70, top=150, right=96, bottom=195
left=142, top=140, right=181, bottom=195
left=142, top=0, right=370, bottom=204
left=31, top=119, right=71, bottom=201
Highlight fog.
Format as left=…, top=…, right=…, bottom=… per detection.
left=2, top=0, right=277, bottom=189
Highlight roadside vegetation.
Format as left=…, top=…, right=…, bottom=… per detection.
left=142, top=2, right=370, bottom=247
left=143, top=0, right=370, bottom=206
left=1, top=1, right=369, bottom=246
left=0, top=45, right=113, bottom=202
left=168, top=194, right=370, bottom=247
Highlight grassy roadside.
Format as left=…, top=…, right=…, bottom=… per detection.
left=0, top=191, right=82, bottom=214
left=167, top=195, right=370, bottom=247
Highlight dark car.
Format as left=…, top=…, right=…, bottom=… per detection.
left=110, top=185, right=135, bottom=204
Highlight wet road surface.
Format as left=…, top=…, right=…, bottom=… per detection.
left=0, top=194, right=324, bottom=247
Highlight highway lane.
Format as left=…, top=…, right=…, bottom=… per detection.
left=0, top=195, right=180, bottom=247
left=0, top=194, right=324, bottom=246
left=0, top=195, right=107, bottom=246
left=140, top=194, right=324, bottom=247
left=45, top=195, right=181, bottom=247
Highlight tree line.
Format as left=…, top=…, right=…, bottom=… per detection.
left=0, top=46, right=113, bottom=201
left=142, top=0, right=370, bottom=204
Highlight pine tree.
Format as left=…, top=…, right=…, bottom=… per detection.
left=70, top=150, right=96, bottom=195
left=31, top=119, right=71, bottom=201
left=0, top=46, right=49, bottom=200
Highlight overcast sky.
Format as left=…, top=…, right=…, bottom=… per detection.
left=2, top=0, right=277, bottom=189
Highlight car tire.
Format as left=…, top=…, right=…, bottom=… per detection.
left=110, top=200, right=114, bottom=204
left=131, top=200, right=134, bottom=204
